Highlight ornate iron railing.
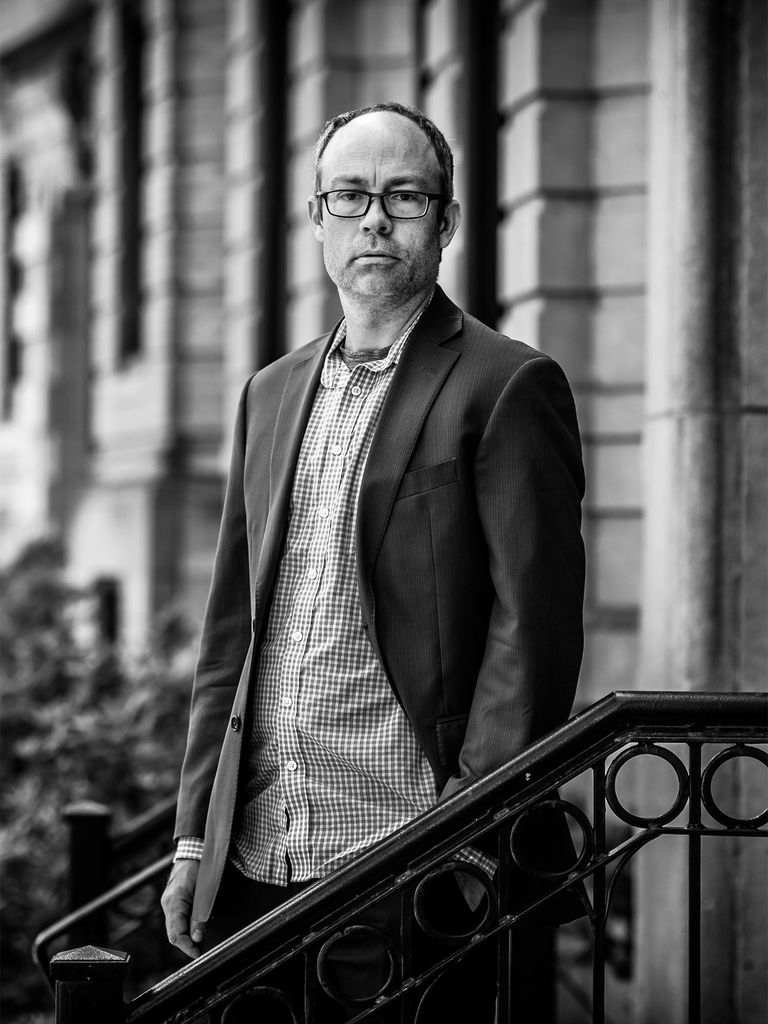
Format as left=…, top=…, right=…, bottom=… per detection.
left=38, top=692, right=767, bottom=1024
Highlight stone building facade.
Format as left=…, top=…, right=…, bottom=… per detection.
left=1, top=1, right=765, bottom=1020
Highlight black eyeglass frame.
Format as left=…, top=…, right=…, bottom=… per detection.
left=315, top=189, right=444, bottom=219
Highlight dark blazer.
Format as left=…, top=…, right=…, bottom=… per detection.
left=175, top=287, right=585, bottom=923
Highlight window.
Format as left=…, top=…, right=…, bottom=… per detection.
left=1, top=161, right=24, bottom=419
left=118, top=0, right=145, bottom=362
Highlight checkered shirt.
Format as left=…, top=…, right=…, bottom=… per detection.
left=229, top=311, right=439, bottom=884
left=176, top=303, right=494, bottom=888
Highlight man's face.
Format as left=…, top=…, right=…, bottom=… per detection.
left=308, top=112, right=461, bottom=312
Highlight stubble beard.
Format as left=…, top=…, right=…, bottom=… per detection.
left=327, top=240, right=441, bottom=319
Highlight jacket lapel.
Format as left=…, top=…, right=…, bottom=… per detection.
left=356, top=288, right=463, bottom=622
left=254, top=332, right=335, bottom=615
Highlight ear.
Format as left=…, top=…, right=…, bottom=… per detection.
left=438, top=199, right=461, bottom=251
left=308, top=196, right=325, bottom=242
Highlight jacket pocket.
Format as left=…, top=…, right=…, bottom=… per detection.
left=397, top=457, right=458, bottom=500
left=435, top=713, right=468, bottom=769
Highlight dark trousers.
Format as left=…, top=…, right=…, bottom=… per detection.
left=205, top=859, right=497, bottom=1023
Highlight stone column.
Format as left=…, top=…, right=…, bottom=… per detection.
left=637, top=0, right=767, bottom=1021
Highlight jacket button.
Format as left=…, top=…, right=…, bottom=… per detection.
left=230, top=715, right=241, bottom=732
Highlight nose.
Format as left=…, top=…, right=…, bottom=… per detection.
left=359, top=195, right=392, bottom=234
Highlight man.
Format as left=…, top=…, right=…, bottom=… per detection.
left=162, top=102, right=585, bottom=1018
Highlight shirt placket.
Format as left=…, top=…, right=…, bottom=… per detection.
left=281, top=364, right=378, bottom=877
left=307, top=365, right=392, bottom=873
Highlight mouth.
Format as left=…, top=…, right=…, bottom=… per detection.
left=354, top=252, right=399, bottom=261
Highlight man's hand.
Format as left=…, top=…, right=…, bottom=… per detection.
left=161, top=860, right=205, bottom=958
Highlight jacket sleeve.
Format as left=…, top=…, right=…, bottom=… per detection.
left=440, top=355, right=585, bottom=801
left=174, top=379, right=254, bottom=839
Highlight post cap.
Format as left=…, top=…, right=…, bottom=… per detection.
left=62, top=801, right=112, bottom=819
left=50, top=946, right=130, bottom=982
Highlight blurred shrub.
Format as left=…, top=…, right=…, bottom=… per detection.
left=0, top=539, right=194, bottom=1021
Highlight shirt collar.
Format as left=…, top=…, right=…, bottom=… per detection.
left=320, top=289, right=435, bottom=389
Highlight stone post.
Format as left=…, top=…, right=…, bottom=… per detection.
left=638, top=0, right=767, bottom=1022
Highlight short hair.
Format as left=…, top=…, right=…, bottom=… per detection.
left=314, top=101, right=455, bottom=201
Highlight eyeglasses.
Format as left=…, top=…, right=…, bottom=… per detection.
left=316, top=189, right=443, bottom=219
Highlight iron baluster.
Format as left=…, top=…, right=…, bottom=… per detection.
left=688, top=742, right=703, bottom=1024
left=496, top=822, right=512, bottom=1024
left=592, top=755, right=608, bottom=1024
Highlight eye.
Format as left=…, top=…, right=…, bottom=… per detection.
left=388, top=192, right=418, bottom=204
left=336, top=190, right=364, bottom=202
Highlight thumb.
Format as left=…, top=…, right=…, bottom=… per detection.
left=191, top=918, right=206, bottom=946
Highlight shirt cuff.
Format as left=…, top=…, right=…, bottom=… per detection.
left=174, top=836, right=204, bottom=862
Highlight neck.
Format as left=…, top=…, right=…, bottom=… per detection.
left=339, top=287, right=434, bottom=352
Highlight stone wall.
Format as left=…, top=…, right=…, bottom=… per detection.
left=0, top=0, right=764, bottom=699
left=70, top=0, right=229, bottom=645
left=496, top=0, right=651, bottom=708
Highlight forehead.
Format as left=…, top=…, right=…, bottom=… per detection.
left=319, top=112, right=441, bottom=187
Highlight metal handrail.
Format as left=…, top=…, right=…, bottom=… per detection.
left=32, top=853, right=175, bottom=980
left=32, top=791, right=178, bottom=983
left=124, top=690, right=767, bottom=1023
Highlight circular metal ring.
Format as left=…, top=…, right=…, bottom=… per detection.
left=221, top=985, right=300, bottom=1024
left=701, top=744, right=768, bottom=828
left=605, top=744, right=690, bottom=828
left=509, top=798, right=593, bottom=879
left=316, top=923, right=398, bottom=1005
left=413, top=861, right=496, bottom=945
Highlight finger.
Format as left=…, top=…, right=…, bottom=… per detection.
left=190, top=917, right=206, bottom=946
left=173, top=930, right=201, bottom=960
left=166, top=912, right=201, bottom=959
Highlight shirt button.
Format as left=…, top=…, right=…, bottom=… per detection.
left=318, top=506, right=330, bottom=519
left=307, top=567, right=318, bottom=580
left=351, top=385, right=362, bottom=396
left=281, top=696, right=292, bottom=708
left=230, top=715, right=241, bottom=732
left=331, top=443, right=343, bottom=456
left=286, top=760, right=298, bottom=772
left=291, top=629, right=303, bottom=643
